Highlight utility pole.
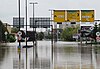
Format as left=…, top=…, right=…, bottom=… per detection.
left=49, top=9, right=53, bottom=46
left=49, top=9, right=54, bottom=69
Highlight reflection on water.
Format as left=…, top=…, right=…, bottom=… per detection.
left=30, top=58, right=50, bottom=69
left=54, top=44, right=81, bottom=69
left=13, top=58, right=24, bottom=69
left=54, top=43, right=100, bottom=69
left=0, top=41, right=100, bottom=69
left=0, top=45, right=9, bottom=68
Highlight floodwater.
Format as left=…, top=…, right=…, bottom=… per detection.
left=0, top=41, right=100, bottom=69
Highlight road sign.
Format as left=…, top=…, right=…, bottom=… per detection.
left=96, top=36, right=100, bottom=42
left=4, top=32, right=8, bottom=35
left=81, top=10, right=94, bottom=22
left=17, top=31, right=22, bottom=36
left=18, top=36, right=22, bottom=40
left=54, top=10, right=65, bottom=22
left=67, top=10, right=80, bottom=22
left=96, top=36, right=100, bottom=40
left=96, top=32, right=100, bottom=36
left=89, top=26, right=94, bottom=30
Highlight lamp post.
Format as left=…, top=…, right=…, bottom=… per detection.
left=49, top=10, right=54, bottom=69
left=30, top=2, right=38, bottom=43
left=18, top=0, right=21, bottom=69
left=49, top=9, right=53, bottom=25
left=49, top=9, right=53, bottom=45
left=30, top=2, right=38, bottom=69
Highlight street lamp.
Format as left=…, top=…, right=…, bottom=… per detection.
left=49, top=9, right=53, bottom=25
left=30, top=2, right=38, bottom=43
left=30, top=2, right=38, bottom=68
left=49, top=10, right=54, bottom=67
left=49, top=9, right=53, bottom=39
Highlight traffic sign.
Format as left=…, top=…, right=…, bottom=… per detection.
left=96, top=36, right=100, bottom=40
left=96, top=32, right=100, bottom=36
left=89, top=27, right=94, bottom=30
left=17, top=31, right=22, bottom=36
left=54, top=10, right=65, bottom=22
left=67, top=10, right=80, bottom=22
left=4, top=32, right=8, bottom=35
left=81, top=10, right=94, bottom=22
left=18, top=36, right=22, bottom=40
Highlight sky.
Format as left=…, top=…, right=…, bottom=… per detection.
left=0, top=0, right=100, bottom=25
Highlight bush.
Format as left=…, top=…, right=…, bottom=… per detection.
left=45, top=33, right=52, bottom=39
left=7, top=34, right=16, bottom=42
left=37, top=32, right=44, bottom=40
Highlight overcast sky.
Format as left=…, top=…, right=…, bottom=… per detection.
left=0, top=0, right=99, bottom=24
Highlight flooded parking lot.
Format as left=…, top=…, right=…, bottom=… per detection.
left=0, top=41, right=100, bottom=69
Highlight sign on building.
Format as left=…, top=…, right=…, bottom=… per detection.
left=54, top=10, right=65, bottom=22
left=13, top=17, right=24, bottom=28
left=67, top=10, right=80, bottom=22
left=30, top=17, right=50, bottom=28
left=81, top=10, right=94, bottom=22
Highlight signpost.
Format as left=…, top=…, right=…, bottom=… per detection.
left=96, top=32, right=100, bottom=36
left=96, top=32, right=100, bottom=42
left=17, top=31, right=22, bottom=41
left=89, top=26, right=94, bottom=31
left=96, top=36, right=100, bottom=42
left=18, top=37, right=21, bottom=41
left=17, top=31, right=22, bottom=36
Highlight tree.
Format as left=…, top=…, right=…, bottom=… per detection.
left=7, top=34, right=16, bottom=42
left=61, top=27, right=79, bottom=41
left=37, top=32, right=44, bottom=40
left=0, top=20, right=7, bottom=42
left=11, top=27, right=19, bottom=33
left=61, top=28, right=68, bottom=41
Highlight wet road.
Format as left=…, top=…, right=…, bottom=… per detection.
left=0, top=41, right=100, bottom=69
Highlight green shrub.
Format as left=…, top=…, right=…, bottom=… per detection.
left=7, top=34, right=16, bottom=42
left=37, top=32, right=44, bottom=40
